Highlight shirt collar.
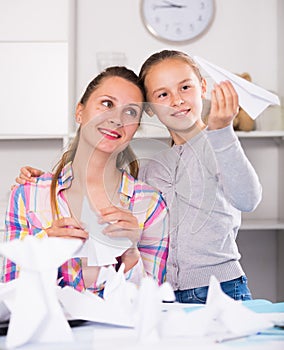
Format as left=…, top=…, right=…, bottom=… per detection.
left=119, top=170, right=135, bottom=197
left=57, top=161, right=73, bottom=190
left=57, top=163, right=136, bottom=198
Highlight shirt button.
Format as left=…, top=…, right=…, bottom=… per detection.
left=173, top=263, right=177, bottom=268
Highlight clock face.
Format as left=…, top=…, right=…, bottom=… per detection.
left=141, top=0, right=215, bottom=43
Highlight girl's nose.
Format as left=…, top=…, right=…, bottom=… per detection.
left=172, top=93, right=185, bottom=107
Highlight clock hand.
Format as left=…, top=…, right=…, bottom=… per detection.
left=154, top=1, right=187, bottom=9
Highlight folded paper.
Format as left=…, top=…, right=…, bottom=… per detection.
left=74, top=196, right=132, bottom=266
left=160, top=275, right=274, bottom=340
left=0, top=236, right=82, bottom=348
left=194, top=56, right=280, bottom=119
left=57, top=266, right=135, bottom=328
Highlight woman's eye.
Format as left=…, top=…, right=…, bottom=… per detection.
left=124, top=108, right=138, bottom=118
left=102, top=100, right=113, bottom=108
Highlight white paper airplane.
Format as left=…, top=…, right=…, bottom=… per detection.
left=194, top=56, right=280, bottom=119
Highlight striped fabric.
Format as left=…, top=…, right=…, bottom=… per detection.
left=2, top=162, right=169, bottom=293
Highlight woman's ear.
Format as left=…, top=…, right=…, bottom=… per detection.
left=75, top=103, right=84, bottom=123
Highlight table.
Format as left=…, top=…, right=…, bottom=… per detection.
left=0, top=300, right=283, bottom=350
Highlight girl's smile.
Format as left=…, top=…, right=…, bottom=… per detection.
left=170, top=108, right=191, bottom=118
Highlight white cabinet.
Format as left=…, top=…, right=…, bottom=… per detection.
left=0, top=42, right=68, bottom=136
left=0, top=0, right=76, bottom=203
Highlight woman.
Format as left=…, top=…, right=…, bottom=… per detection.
left=2, top=66, right=169, bottom=295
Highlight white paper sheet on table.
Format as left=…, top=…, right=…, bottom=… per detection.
left=160, top=276, right=274, bottom=341
left=58, top=264, right=135, bottom=327
left=0, top=236, right=82, bottom=348
left=194, top=56, right=280, bottom=120
left=74, top=196, right=132, bottom=266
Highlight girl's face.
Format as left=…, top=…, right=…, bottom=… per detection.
left=76, top=76, right=143, bottom=154
left=144, top=58, right=206, bottom=132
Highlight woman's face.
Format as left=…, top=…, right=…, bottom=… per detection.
left=76, top=76, right=144, bottom=154
left=144, top=58, right=206, bottom=132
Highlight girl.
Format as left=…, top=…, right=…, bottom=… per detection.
left=137, top=50, right=262, bottom=303
left=2, top=66, right=169, bottom=295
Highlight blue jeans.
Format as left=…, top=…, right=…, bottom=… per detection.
left=174, top=276, right=252, bottom=304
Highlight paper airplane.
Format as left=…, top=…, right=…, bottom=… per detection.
left=194, top=56, right=280, bottom=119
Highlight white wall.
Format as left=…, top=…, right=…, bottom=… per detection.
left=76, top=0, right=279, bottom=99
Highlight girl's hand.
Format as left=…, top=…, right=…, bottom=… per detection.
left=16, top=166, right=44, bottom=185
left=46, top=217, right=89, bottom=240
left=207, top=80, right=239, bottom=130
left=98, top=206, right=141, bottom=246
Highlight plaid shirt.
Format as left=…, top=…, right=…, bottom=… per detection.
left=2, top=163, right=169, bottom=292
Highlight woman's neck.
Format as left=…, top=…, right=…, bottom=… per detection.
left=66, top=140, right=121, bottom=216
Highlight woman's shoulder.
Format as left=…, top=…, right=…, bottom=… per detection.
left=122, top=170, right=162, bottom=194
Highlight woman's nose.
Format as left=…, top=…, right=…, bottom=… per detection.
left=108, top=110, right=123, bottom=127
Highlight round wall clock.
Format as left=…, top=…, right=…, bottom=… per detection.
left=141, top=0, right=215, bottom=43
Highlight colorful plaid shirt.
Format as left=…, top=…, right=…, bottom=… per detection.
left=2, top=163, right=169, bottom=292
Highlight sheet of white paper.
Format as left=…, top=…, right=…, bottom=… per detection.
left=57, top=286, right=134, bottom=327
left=103, top=263, right=138, bottom=312
left=0, top=280, right=17, bottom=321
left=75, top=196, right=132, bottom=266
left=133, top=277, right=161, bottom=343
left=0, top=236, right=82, bottom=348
left=206, top=276, right=273, bottom=337
left=160, top=276, right=274, bottom=340
left=194, top=56, right=280, bottom=119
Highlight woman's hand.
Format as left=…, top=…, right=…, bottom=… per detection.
left=98, top=206, right=141, bottom=246
left=16, top=166, right=44, bottom=185
left=46, top=217, right=89, bottom=240
left=207, top=80, right=239, bottom=130
left=120, top=247, right=141, bottom=272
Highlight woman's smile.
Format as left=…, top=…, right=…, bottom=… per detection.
left=98, top=127, right=122, bottom=140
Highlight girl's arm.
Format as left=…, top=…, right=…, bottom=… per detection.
left=15, top=166, right=44, bottom=185
left=206, top=81, right=262, bottom=211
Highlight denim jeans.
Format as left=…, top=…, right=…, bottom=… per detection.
left=174, top=275, right=252, bottom=304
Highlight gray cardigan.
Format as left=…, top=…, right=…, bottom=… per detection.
left=139, top=125, right=262, bottom=290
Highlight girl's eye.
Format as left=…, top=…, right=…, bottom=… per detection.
left=157, top=92, right=168, bottom=99
left=181, top=84, right=190, bottom=91
left=102, top=100, right=113, bottom=108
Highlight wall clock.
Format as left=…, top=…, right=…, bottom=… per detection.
left=141, top=0, right=215, bottom=43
